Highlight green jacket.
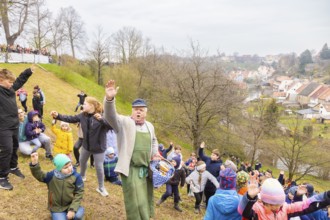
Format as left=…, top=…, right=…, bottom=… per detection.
left=30, top=163, right=84, bottom=212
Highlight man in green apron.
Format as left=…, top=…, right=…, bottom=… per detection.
left=104, top=80, right=160, bottom=220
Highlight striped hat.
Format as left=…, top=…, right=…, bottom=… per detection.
left=219, top=167, right=237, bottom=190
left=260, top=178, right=285, bottom=205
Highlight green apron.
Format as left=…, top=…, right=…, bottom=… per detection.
left=121, top=131, right=154, bottom=220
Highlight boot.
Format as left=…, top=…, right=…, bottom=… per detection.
left=156, top=198, right=165, bottom=206
left=174, top=203, right=182, bottom=212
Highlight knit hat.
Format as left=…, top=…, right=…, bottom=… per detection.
left=260, top=178, right=285, bottom=205
left=219, top=167, right=237, bottom=190
left=224, top=160, right=237, bottom=172
left=172, top=156, right=181, bottom=169
left=53, top=154, right=71, bottom=171
left=237, top=170, right=249, bottom=187
left=306, top=184, right=314, bottom=197
left=158, top=143, right=164, bottom=150
left=105, top=147, right=115, bottom=155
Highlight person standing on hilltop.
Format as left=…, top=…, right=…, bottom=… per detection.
left=0, top=67, right=34, bottom=190
left=103, top=80, right=161, bottom=220
left=33, top=85, right=45, bottom=118
left=75, top=91, right=87, bottom=112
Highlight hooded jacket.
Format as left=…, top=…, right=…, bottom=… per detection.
left=55, top=112, right=112, bottom=153
left=0, top=68, right=33, bottom=131
left=204, top=189, right=242, bottom=220
left=25, top=111, right=46, bottom=140
left=51, top=124, right=73, bottom=155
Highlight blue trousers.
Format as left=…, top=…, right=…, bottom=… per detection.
left=51, top=206, right=84, bottom=220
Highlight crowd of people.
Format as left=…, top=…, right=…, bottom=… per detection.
left=0, top=67, right=329, bottom=220
left=0, top=44, right=50, bottom=56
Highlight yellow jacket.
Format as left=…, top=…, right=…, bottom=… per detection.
left=51, top=125, right=73, bottom=155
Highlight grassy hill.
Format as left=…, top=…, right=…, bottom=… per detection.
left=0, top=63, right=203, bottom=220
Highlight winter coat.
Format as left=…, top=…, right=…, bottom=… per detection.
left=204, top=189, right=242, bottom=220
left=25, top=111, right=46, bottom=140
left=168, top=167, right=186, bottom=186
left=18, top=116, right=28, bottom=142
left=30, top=163, right=84, bottom=212
left=104, top=156, right=118, bottom=179
left=0, top=68, right=32, bottom=131
left=55, top=113, right=112, bottom=154
left=51, top=125, right=73, bottom=155
left=238, top=191, right=330, bottom=220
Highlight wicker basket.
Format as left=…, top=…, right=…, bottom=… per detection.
left=150, top=159, right=175, bottom=188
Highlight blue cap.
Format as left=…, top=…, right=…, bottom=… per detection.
left=132, top=98, right=147, bottom=107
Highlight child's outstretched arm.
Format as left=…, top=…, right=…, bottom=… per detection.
left=30, top=152, right=53, bottom=183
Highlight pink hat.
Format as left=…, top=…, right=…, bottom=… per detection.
left=260, top=178, right=285, bottom=205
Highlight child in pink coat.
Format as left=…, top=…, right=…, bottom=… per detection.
left=238, top=173, right=330, bottom=220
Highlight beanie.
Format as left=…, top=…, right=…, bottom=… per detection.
left=260, top=178, right=285, bottom=205
left=237, top=170, right=249, bottom=186
left=53, top=154, right=71, bottom=171
left=224, top=160, right=237, bottom=172
left=105, top=147, right=115, bottom=155
left=219, top=167, right=237, bottom=190
left=158, top=143, right=164, bottom=150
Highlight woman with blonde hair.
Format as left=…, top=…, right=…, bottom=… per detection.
left=51, top=96, right=112, bottom=197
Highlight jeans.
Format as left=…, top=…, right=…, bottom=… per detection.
left=51, top=206, right=84, bottom=220
left=0, top=129, right=19, bottom=178
left=161, top=183, right=179, bottom=203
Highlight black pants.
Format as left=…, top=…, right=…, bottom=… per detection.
left=161, top=183, right=180, bottom=203
left=204, top=187, right=216, bottom=207
left=0, top=129, right=19, bottom=178
left=20, top=100, right=27, bottom=112
left=193, top=191, right=204, bottom=209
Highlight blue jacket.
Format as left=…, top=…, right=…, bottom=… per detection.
left=25, top=111, right=46, bottom=140
left=104, top=156, right=118, bottom=179
left=204, top=189, right=242, bottom=220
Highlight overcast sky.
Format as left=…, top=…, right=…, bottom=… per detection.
left=47, top=0, right=330, bottom=57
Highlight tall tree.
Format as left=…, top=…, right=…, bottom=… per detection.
left=269, top=117, right=330, bottom=181
left=28, top=0, right=51, bottom=51
left=88, top=26, right=110, bottom=85
left=110, top=26, right=143, bottom=64
left=61, top=6, right=86, bottom=59
left=299, top=49, right=313, bottom=74
left=263, top=98, right=280, bottom=135
left=320, top=43, right=330, bottom=60
left=48, top=11, right=65, bottom=57
left=0, top=0, right=31, bottom=61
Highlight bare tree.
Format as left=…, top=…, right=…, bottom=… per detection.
left=61, top=6, right=86, bottom=59
left=48, top=11, right=65, bottom=57
left=110, top=26, right=143, bottom=64
left=269, top=117, right=330, bottom=181
left=88, top=26, right=110, bottom=85
left=28, top=0, right=51, bottom=51
left=0, top=0, right=31, bottom=61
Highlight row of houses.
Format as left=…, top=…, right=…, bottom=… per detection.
left=270, top=76, right=330, bottom=122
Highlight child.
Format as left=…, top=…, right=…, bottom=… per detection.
left=184, top=154, right=197, bottom=195
left=185, top=161, right=219, bottom=214
left=167, top=144, right=183, bottom=161
left=238, top=174, right=330, bottom=219
left=51, top=97, right=112, bottom=197
left=157, top=156, right=186, bottom=212
left=236, top=170, right=249, bottom=196
left=104, top=147, right=121, bottom=185
left=30, top=153, right=84, bottom=219
left=158, top=142, right=173, bottom=159
left=16, top=87, right=28, bottom=112
left=25, top=110, right=53, bottom=159
left=198, top=141, right=222, bottom=207
left=51, top=120, right=73, bottom=159
left=0, top=67, right=33, bottom=190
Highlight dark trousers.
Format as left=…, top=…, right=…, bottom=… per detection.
left=161, top=183, right=179, bottom=203
left=73, top=138, right=94, bottom=166
left=20, top=100, right=27, bottom=112
left=0, top=129, right=19, bottom=178
left=193, top=191, right=204, bottom=209
left=204, top=187, right=216, bottom=207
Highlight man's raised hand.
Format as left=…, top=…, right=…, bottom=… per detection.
left=105, top=80, right=119, bottom=100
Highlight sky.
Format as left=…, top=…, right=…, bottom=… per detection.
left=47, top=0, right=330, bottom=57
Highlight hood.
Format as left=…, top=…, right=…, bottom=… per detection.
left=27, top=111, right=40, bottom=123
left=212, top=190, right=241, bottom=215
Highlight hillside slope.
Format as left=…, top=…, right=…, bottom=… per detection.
left=0, top=64, right=203, bottom=220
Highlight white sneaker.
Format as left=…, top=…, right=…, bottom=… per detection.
left=96, top=187, right=109, bottom=197
left=82, top=176, right=86, bottom=182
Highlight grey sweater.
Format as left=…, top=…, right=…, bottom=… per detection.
left=185, top=170, right=219, bottom=193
